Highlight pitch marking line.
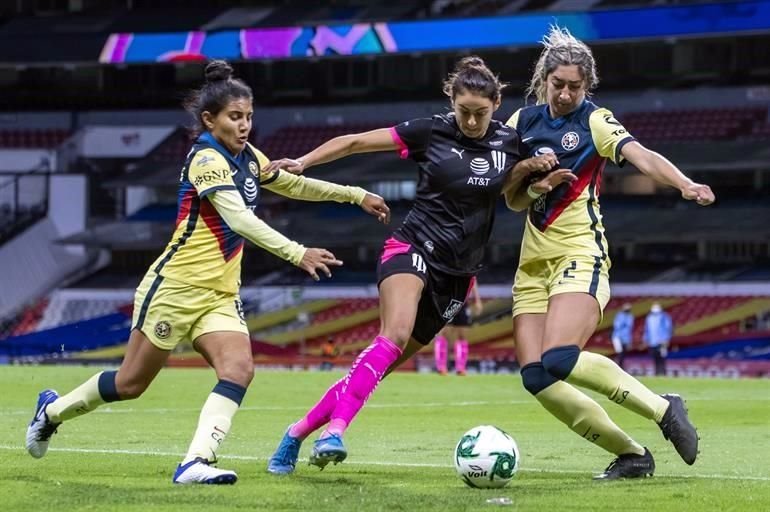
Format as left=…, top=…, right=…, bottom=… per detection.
left=1, top=445, right=768, bottom=482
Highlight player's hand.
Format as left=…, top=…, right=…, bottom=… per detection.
left=360, top=193, right=390, bottom=224
left=681, top=182, right=715, bottom=206
left=265, top=158, right=305, bottom=175
left=531, top=168, right=576, bottom=194
left=515, top=154, right=559, bottom=175
left=299, top=248, right=343, bottom=281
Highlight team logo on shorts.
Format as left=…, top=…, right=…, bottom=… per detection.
left=561, top=132, right=580, bottom=151
left=249, top=161, right=258, bottom=177
left=442, top=299, right=465, bottom=320
left=154, top=321, right=172, bottom=339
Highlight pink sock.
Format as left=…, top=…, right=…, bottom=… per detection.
left=325, top=335, right=402, bottom=437
left=288, top=378, right=344, bottom=440
left=434, top=336, right=448, bottom=373
left=455, top=340, right=469, bottom=374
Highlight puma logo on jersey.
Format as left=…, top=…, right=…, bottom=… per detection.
left=451, top=148, right=465, bottom=159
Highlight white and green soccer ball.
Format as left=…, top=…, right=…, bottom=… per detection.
left=454, top=425, right=520, bottom=488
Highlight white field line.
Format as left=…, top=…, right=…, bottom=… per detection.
left=1, top=444, right=768, bottom=482
left=3, top=396, right=768, bottom=416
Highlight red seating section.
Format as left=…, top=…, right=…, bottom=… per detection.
left=260, top=123, right=385, bottom=159
left=621, top=107, right=768, bottom=142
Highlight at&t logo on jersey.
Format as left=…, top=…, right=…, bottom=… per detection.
left=468, top=157, right=491, bottom=186
left=244, top=177, right=258, bottom=202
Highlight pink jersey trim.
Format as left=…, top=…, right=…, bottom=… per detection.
left=388, top=126, right=409, bottom=159
left=380, top=236, right=411, bottom=264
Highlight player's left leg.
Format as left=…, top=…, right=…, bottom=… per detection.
left=541, top=292, right=698, bottom=466
left=26, top=327, right=171, bottom=459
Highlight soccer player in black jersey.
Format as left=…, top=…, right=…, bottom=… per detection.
left=504, top=26, right=714, bottom=480
left=266, top=56, right=560, bottom=475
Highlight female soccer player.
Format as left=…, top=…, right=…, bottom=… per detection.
left=504, top=26, right=714, bottom=480
left=25, top=60, right=390, bottom=485
left=265, top=56, right=569, bottom=475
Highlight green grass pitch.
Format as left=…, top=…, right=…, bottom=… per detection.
left=1, top=366, right=768, bottom=511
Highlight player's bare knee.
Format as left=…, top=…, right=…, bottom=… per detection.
left=217, top=360, right=254, bottom=388
left=381, top=326, right=412, bottom=346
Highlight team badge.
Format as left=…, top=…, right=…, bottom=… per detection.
left=561, top=132, right=580, bottom=151
left=248, top=161, right=258, bottom=177
left=442, top=299, right=465, bottom=320
left=154, top=321, right=172, bottom=339
left=491, top=151, right=507, bottom=173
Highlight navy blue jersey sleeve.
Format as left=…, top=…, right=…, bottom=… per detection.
left=389, top=118, right=433, bottom=159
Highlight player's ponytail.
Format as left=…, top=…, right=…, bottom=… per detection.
left=443, top=55, right=507, bottom=102
left=184, top=59, right=252, bottom=135
left=526, top=25, right=598, bottom=105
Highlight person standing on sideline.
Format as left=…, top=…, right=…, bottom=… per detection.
left=611, top=303, right=634, bottom=370
left=643, top=303, right=673, bottom=376
left=434, top=280, right=483, bottom=375
left=320, top=336, right=340, bottom=371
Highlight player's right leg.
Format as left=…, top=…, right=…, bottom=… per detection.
left=26, top=327, right=170, bottom=458
left=512, top=263, right=650, bottom=479
left=308, top=272, right=422, bottom=470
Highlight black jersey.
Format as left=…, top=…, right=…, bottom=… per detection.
left=390, top=113, right=523, bottom=276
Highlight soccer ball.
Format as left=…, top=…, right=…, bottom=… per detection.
left=454, top=425, right=520, bottom=488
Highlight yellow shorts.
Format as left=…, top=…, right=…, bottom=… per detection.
left=132, top=272, right=248, bottom=351
left=512, top=255, right=611, bottom=320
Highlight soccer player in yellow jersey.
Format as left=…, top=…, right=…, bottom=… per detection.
left=504, top=26, right=715, bottom=480
left=25, top=60, right=390, bottom=485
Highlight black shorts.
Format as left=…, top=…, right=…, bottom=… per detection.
left=376, top=236, right=475, bottom=345
left=449, top=306, right=472, bottom=327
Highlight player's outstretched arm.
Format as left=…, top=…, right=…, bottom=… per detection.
left=264, top=128, right=397, bottom=175
left=208, top=188, right=342, bottom=280
left=621, top=141, right=715, bottom=206
left=260, top=171, right=390, bottom=224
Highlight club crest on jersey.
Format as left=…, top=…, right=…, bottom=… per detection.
left=561, top=132, right=580, bottom=151
left=470, top=158, right=489, bottom=175
left=248, top=161, right=259, bottom=177
left=244, top=177, right=258, bottom=202
left=442, top=299, right=465, bottom=320
left=491, top=151, right=507, bottom=173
